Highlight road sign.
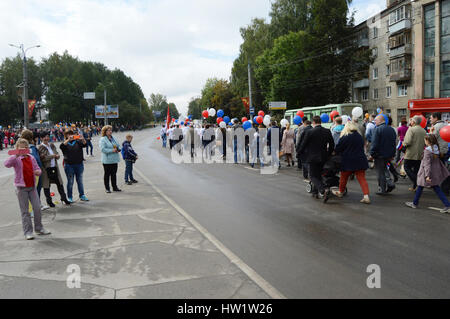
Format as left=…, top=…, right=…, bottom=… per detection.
left=84, top=92, right=95, bottom=99
left=250, top=107, right=255, bottom=115
left=95, top=105, right=119, bottom=119
left=269, top=101, right=287, bottom=110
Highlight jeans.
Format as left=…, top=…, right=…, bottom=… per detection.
left=125, top=160, right=134, bottom=182
left=86, top=140, right=93, bottom=155
left=414, top=185, right=450, bottom=207
left=374, top=158, right=394, bottom=193
left=162, top=135, right=167, bottom=148
left=404, top=159, right=421, bottom=188
left=16, top=187, right=42, bottom=235
left=64, top=163, right=85, bottom=198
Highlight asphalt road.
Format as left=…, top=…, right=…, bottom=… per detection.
left=131, top=128, right=450, bottom=299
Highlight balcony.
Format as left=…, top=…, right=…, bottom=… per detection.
left=353, top=78, right=369, bottom=88
left=390, top=69, right=411, bottom=82
left=389, top=43, right=412, bottom=58
left=358, top=38, right=369, bottom=48
left=389, top=18, right=411, bottom=35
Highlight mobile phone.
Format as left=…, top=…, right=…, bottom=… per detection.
left=8, top=149, right=30, bottom=156
left=73, top=135, right=80, bottom=140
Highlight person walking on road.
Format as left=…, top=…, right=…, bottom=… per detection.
left=39, top=132, right=71, bottom=207
left=99, top=125, right=122, bottom=193
left=83, top=128, right=94, bottom=157
left=4, top=138, right=51, bottom=240
left=332, top=122, right=370, bottom=204
left=405, top=134, right=450, bottom=213
left=331, top=117, right=345, bottom=146
left=296, top=120, right=312, bottom=181
left=402, top=116, right=427, bottom=192
left=281, top=123, right=295, bottom=167
left=298, top=116, right=335, bottom=202
left=369, top=115, right=397, bottom=195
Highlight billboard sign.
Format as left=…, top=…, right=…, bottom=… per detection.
left=95, top=105, right=119, bottom=119
left=269, top=101, right=287, bottom=110
left=84, top=92, right=96, bottom=100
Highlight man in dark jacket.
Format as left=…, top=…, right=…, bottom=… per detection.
left=298, top=116, right=334, bottom=202
left=267, top=121, right=282, bottom=168
left=296, top=120, right=312, bottom=181
left=369, top=115, right=396, bottom=195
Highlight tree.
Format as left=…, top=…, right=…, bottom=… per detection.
left=187, top=97, right=202, bottom=120
left=269, top=0, right=312, bottom=39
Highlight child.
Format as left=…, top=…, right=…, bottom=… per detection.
left=405, top=134, right=450, bottom=213
left=4, top=138, right=51, bottom=240
left=4, top=135, right=9, bottom=149
left=122, top=134, right=138, bottom=185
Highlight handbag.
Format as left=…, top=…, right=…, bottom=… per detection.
left=46, top=167, right=58, bottom=184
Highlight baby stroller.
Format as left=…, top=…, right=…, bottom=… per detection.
left=306, top=155, right=347, bottom=195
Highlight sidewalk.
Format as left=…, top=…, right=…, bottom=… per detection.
left=0, top=132, right=271, bottom=299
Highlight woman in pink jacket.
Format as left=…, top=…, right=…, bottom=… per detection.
left=4, top=138, right=51, bottom=240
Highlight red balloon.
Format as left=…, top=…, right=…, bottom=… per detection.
left=420, top=115, right=427, bottom=129
left=217, top=117, right=223, bottom=124
left=440, top=125, right=450, bottom=142
left=258, top=111, right=265, bottom=117
left=202, top=110, right=209, bottom=118
left=330, top=110, right=340, bottom=121
left=296, top=111, right=304, bottom=118
left=242, top=117, right=248, bottom=123
left=256, top=116, right=263, bottom=124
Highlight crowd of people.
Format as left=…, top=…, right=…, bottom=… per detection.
left=160, top=112, right=450, bottom=212
left=3, top=123, right=139, bottom=240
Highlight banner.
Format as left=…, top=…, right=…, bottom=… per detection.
left=241, top=97, right=250, bottom=114
left=95, top=105, right=119, bottom=119
left=28, top=100, right=36, bottom=117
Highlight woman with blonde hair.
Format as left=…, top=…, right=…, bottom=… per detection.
left=99, top=125, right=122, bottom=193
left=281, top=122, right=295, bottom=167
left=332, top=121, right=370, bottom=204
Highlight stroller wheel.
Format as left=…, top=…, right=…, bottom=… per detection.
left=306, top=182, right=313, bottom=193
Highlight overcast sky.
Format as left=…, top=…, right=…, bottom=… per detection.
left=0, top=0, right=385, bottom=117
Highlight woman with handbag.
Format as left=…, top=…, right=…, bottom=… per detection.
left=38, top=131, right=71, bottom=207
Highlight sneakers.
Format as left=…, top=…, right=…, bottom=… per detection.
left=41, top=205, right=50, bottom=211
left=126, top=181, right=133, bottom=185
left=405, top=202, right=417, bottom=209
left=113, top=188, right=122, bottom=192
left=131, top=180, right=138, bottom=184
left=106, top=189, right=112, bottom=194
left=36, top=228, right=51, bottom=235
left=360, top=197, right=371, bottom=204
left=25, top=234, right=34, bottom=240
left=441, top=207, right=450, bottom=214
left=68, top=197, right=74, bottom=203
left=80, top=195, right=89, bottom=202
left=332, top=190, right=343, bottom=198
left=408, top=187, right=417, bottom=192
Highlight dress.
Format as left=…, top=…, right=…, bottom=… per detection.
left=281, top=129, right=295, bottom=155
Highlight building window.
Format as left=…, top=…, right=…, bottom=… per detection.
left=441, top=60, right=450, bottom=97
left=397, top=108, right=407, bottom=126
left=386, top=65, right=390, bottom=76
left=398, top=85, right=407, bottom=97
left=362, top=90, right=369, bottom=101
left=386, top=86, right=392, bottom=98
left=442, top=0, right=450, bottom=54
left=424, top=62, right=435, bottom=98
left=424, top=3, right=435, bottom=58
left=373, top=27, right=378, bottom=39
left=372, top=47, right=378, bottom=58
left=389, top=5, right=410, bottom=26
left=386, top=42, right=390, bottom=53
left=373, top=68, right=378, bottom=79
left=373, top=89, right=379, bottom=100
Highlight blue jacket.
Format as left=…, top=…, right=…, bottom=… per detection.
left=335, top=132, right=368, bottom=172
left=99, top=136, right=121, bottom=164
left=369, top=123, right=396, bottom=159
left=122, top=141, right=137, bottom=160
left=30, top=145, right=43, bottom=168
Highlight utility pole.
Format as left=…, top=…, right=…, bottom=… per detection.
left=248, top=63, right=253, bottom=120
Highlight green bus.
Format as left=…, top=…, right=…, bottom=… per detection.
left=284, top=103, right=364, bottom=128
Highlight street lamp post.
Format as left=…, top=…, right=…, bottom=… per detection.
left=9, top=44, right=40, bottom=129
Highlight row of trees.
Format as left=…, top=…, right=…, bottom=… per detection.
left=148, top=93, right=180, bottom=122
left=0, top=51, right=153, bottom=126
left=191, top=0, right=372, bottom=119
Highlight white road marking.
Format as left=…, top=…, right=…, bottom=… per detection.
left=134, top=167, right=286, bottom=299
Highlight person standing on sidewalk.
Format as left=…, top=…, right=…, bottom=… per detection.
left=122, top=134, right=138, bottom=185
left=99, top=125, right=122, bottom=193
left=332, top=122, right=370, bottom=204
left=298, top=116, right=335, bottom=202
left=83, top=128, right=94, bottom=157
left=60, top=130, right=89, bottom=202
left=160, top=124, right=167, bottom=148
left=369, top=115, right=396, bottom=195
left=38, top=131, right=71, bottom=207
left=402, top=116, right=426, bottom=192
left=405, top=134, right=450, bottom=213
left=4, top=138, right=51, bottom=240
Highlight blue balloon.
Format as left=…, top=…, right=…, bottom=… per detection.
left=294, top=115, right=302, bottom=125
left=253, top=117, right=258, bottom=124
left=320, top=113, right=330, bottom=123
left=217, top=109, right=224, bottom=118
left=383, top=114, right=389, bottom=125
left=243, top=121, right=252, bottom=130
left=180, top=121, right=184, bottom=125
left=223, top=116, right=230, bottom=124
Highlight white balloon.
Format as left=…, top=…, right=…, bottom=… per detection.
left=352, top=107, right=363, bottom=118
left=342, top=115, right=349, bottom=124
left=219, top=121, right=226, bottom=128
left=208, top=108, right=216, bottom=117
left=263, top=116, right=271, bottom=126
left=281, top=119, right=289, bottom=127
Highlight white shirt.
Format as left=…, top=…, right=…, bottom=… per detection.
left=160, top=127, right=166, bottom=136
left=43, top=143, right=56, bottom=167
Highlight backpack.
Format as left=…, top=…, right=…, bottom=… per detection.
left=121, top=145, right=126, bottom=160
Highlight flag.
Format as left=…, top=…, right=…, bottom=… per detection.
left=241, top=97, right=250, bottom=114
left=28, top=99, right=36, bottom=117
left=165, top=105, right=171, bottom=130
